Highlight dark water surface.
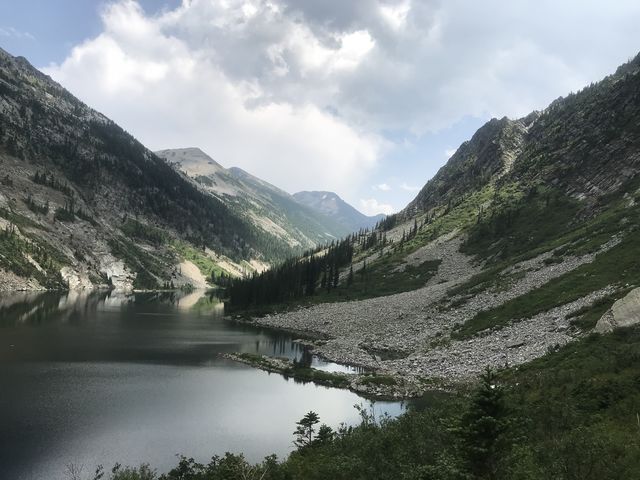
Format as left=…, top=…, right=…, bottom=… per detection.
left=0, top=291, right=404, bottom=480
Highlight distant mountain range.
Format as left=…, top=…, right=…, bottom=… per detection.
left=293, top=191, right=384, bottom=232
left=155, top=148, right=352, bottom=249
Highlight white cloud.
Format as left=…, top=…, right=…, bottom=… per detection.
left=41, top=0, right=640, bottom=202
left=379, top=1, right=411, bottom=30
left=44, top=0, right=385, bottom=196
left=374, top=183, right=391, bottom=191
left=280, top=0, right=640, bottom=133
left=400, top=183, right=420, bottom=192
left=360, top=198, right=395, bottom=216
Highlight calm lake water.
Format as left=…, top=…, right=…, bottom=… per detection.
left=0, top=291, right=405, bottom=480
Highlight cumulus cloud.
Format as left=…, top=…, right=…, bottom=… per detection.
left=278, top=0, right=640, bottom=133
left=360, top=198, right=395, bottom=216
left=43, top=0, right=385, bottom=197
left=43, top=0, right=640, bottom=202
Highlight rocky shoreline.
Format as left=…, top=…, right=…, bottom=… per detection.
left=220, top=352, right=442, bottom=400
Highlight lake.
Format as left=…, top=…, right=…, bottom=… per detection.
left=0, top=291, right=405, bottom=480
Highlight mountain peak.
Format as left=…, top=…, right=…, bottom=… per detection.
left=155, top=147, right=226, bottom=176
left=293, top=191, right=384, bottom=231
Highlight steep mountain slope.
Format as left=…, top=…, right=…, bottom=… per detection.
left=233, top=52, right=640, bottom=395
left=406, top=57, right=640, bottom=220
left=293, top=190, right=384, bottom=231
left=404, top=115, right=532, bottom=215
left=156, top=148, right=350, bottom=249
left=0, top=48, right=296, bottom=291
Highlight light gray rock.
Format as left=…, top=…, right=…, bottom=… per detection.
left=60, top=267, right=93, bottom=290
left=595, top=288, right=640, bottom=333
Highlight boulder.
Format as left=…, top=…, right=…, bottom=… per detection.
left=594, top=288, right=640, bottom=333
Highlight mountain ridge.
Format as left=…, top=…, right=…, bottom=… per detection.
left=293, top=190, right=385, bottom=232
left=404, top=52, right=640, bottom=219
left=155, top=147, right=352, bottom=249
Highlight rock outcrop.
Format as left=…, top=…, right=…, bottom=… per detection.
left=595, top=288, right=640, bottom=333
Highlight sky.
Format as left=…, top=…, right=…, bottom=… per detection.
left=1, top=1, right=640, bottom=215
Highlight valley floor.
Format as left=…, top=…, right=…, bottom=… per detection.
left=246, top=233, right=622, bottom=395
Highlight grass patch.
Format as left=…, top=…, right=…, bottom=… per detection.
left=313, top=257, right=442, bottom=304
left=454, top=229, right=640, bottom=338
left=359, top=375, right=397, bottom=386
left=404, top=183, right=497, bottom=251
left=463, top=186, right=581, bottom=262
left=285, top=367, right=350, bottom=388
left=172, top=241, right=228, bottom=283
left=235, top=353, right=350, bottom=388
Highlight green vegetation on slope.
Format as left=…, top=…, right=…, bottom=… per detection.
left=121, top=218, right=168, bottom=246
left=462, top=185, right=579, bottom=261
left=107, top=236, right=170, bottom=290
left=454, top=226, right=640, bottom=339
left=172, top=241, right=229, bottom=283
left=311, top=256, right=441, bottom=304
left=0, top=210, right=66, bottom=288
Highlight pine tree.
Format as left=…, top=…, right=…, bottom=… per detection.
left=293, top=411, right=320, bottom=448
left=459, top=369, right=508, bottom=479
left=315, top=424, right=334, bottom=444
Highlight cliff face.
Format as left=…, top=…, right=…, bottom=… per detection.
left=405, top=116, right=531, bottom=215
